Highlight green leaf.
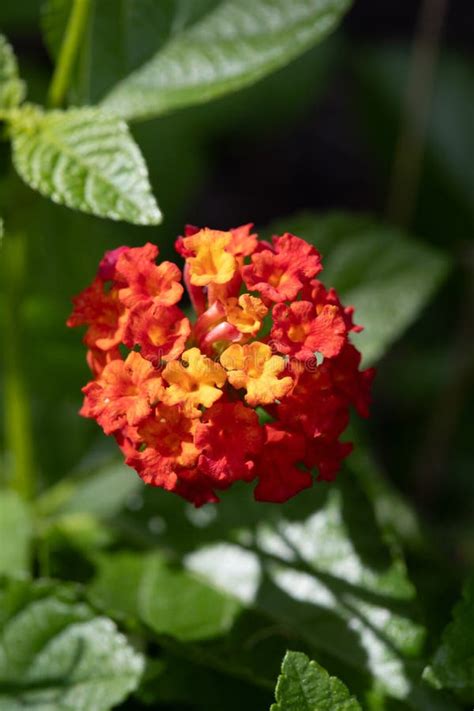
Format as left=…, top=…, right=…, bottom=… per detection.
left=0, top=33, right=25, bottom=109
left=423, top=574, right=474, bottom=701
left=99, top=0, right=352, bottom=121
left=42, top=0, right=217, bottom=105
left=9, top=106, right=161, bottom=224
left=90, top=551, right=241, bottom=641
left=184, top=480, right=425, bottom=701
left=118, top=475, right=429, bottom=704
left=271, top=650, right=362, bottom=710
left=0, top=490, right=32, bottom=577
left=41, top=0, right=71, bottom=60
left=0, top=577, right=144, bottom=710
left=267, top=212, right=450, bottom=365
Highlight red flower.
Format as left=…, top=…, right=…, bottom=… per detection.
left=98, top=246, right=130, bottom=281
left=115, top=244, right=183, bottom=309
left=279, top=373, right=350, bottom=441
left=304, top=280, right=362, bottom=334
left=69, top=224, right=374, bottom=506
left=330, top=343, right=375, bottom=418
left=242, top=233, right=322, bottom=302
left=86, top=346, right=122, bottom=378
left=304, top=438, right=353, bottom=482
left=254, top=426, right=312, bottom=503
left=125, top=404, right=200, bottom=486
left=67, top=277, right=127, bottom=352
left=124, top=303, right=191, bottom=364
left=227, top=223, right=258, bottom=257
left=271, top=300, right=347, bottom=360
left=80, top=351, right=164, bottom=435
left=195, top=401, right=264, bottom=485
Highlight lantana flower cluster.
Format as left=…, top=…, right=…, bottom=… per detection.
left=68, top=225, right=374, bottom=506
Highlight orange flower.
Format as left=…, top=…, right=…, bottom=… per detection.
left=80, top=351, right=164, bottom=435
left=70, top=225, right=374, bottom=506
left=242, top=233, right=322, bottom=302
left=220, top=342, right=293, bottom=406
left=227, top=223, right=258, bottom=257
left=183, top=229, right=237, bottom=286
left=67, top=277, right=127, bottom=351
left=271, top=300, right=347, bottom=360
left=225, top=294, right=268, bottom=336
left=162, top=347, right=227, bottom=415
left=195, top=401, right=264, bottom=484
left=132, top=403, right=201, bottom=474
left=125, top=303, right=191, bottom=364
left=115, top=243, right=183, bottom=309
left=86, top=347, right=122, bottom=378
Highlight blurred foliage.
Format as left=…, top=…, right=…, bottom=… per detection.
left=0, top=1, right=473, bottom=710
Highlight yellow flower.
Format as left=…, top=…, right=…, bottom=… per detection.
left=184, top=228, right=237, bottom=286
left=220, top=342, right=292, bottom=406
left=225, top=294, right=268, bottom=336
left=162, top=347, right=226, bottom=415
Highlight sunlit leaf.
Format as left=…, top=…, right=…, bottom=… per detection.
left=98, top=0, right=352, bottom=120
left=89, top=551, right=241, bottom=641
left=423, top=574, right=474, bottom=702
left=0, top=578, right=144, bottom=710
left=116, top=475, right=430, bottom=704
left=271, top=650, right=362, bottom=710
left=0, top=33, right=25, bottom=109
left=9, top=106, right=161, bottom=224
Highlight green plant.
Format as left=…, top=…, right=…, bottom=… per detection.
left=0, top=2, right=472, bottom=710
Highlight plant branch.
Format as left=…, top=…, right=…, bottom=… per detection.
left=47, top=0, right=91, bottom=108
left=2, top=230, right=35, bottom=499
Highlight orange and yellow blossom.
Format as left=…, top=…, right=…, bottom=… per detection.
left=225, top=294, right=268, bottom=336
left=184, top=229, right=237, bottom=286
left=220, top=342, right=293, bottom=406
left=70, top=224, right=374, bottom=507
left=162, top=347, right=227, bottom=415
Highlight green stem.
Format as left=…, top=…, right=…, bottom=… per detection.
left=386, top=0, right=447, bottom=227
left=2, top=230, right=35, bottom=499
left=47, top=0, right=91, bottom=108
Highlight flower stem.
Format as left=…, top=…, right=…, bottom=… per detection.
left=2, top=229, right=35, bottom=499
left=387, top=0, right=447, bottom=227
left=47, top=0, right=91, bottom=108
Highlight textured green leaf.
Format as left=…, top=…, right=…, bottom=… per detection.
left=0, top=33, right=25, bottom=109
left=271, top=650, right=362, bottom=710
left=9, top=106, right=161, bottom=224
left=267, top=212, right=450, bottom=365
left=184, top=478, right=425, bottom=701
left=0, top=578, right=144, bottom=710
left=0, top=491, right=32, bottom=577
left=42, top=0, right=220, bottom=105
left=117, top=475, right=426, bottom=702
left=89, top=551, right=241, bottom=641
left=423, top=574, right=474, bottom=701
left=100, top=0, right=352, bottom=120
